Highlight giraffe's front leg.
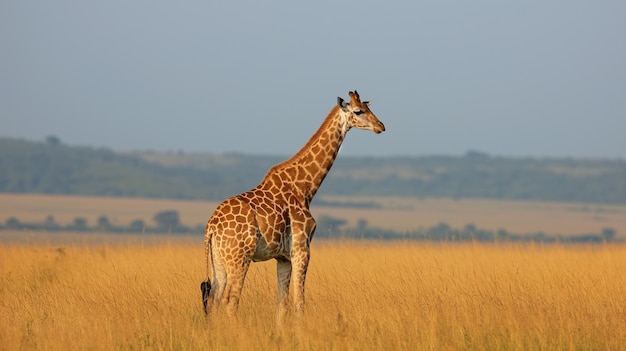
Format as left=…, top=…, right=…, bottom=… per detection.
left=291, top=237, right=310, bottom=315
left=276, top=257, right=292, bottom=322
left=290, top=214, right=315, bottom=315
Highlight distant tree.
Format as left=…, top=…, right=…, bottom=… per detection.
left=357, top=218, right=368, bottom=230
left=129, top=219, right=145, bottom=232
left=463, top=223, right=477, bottom=241
left=317, top=215, right=347, bottom=230
left=464, top=223, right=477, bottom=233
left=315, top=215, right=348, bottom=237
left=427, top=222, right=453, bottom=240
left=43, top=215, right=61, bottom=230
left=73, top=217, right=88, bottom=230
left=6, top=217, right=21, bottom=229
left=45, top=135, right=61, bottom=145
left=497, top=228, right=509, bottom=240
left=602, top=228, right=616, bottom=242
left=154, top=210, right=181, bottom=230
left=465, top=150, right=489, bottom=159
left=97, top=215, right=112, bottom=230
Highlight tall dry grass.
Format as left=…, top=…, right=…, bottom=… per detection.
left=1, top=237, right=625, bottom=350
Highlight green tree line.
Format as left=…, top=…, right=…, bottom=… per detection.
left=1, top=210, right=619, bottom=244
left=2, top=210, right=201, bottom=234
left=1, top=137, right=626, bottom=204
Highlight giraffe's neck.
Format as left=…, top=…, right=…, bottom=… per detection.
left=263, top=106, right=348, bottom=206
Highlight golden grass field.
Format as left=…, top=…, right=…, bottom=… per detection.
left=1, top=236, right=626, bottom=350
left=2, top=193, right=625, bottom=238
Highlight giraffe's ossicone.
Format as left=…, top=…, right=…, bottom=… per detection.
left=202, top=91, right=385, bottom=317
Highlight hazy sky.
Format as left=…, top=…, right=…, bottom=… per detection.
left=2, top=1, right=625, bottom=158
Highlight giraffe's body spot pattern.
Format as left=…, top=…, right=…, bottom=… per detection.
left=202, top=91, right=385, bottom=317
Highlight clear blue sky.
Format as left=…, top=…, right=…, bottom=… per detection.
left=2, top=1, right=625, bottom=158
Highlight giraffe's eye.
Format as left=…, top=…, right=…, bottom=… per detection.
left=354, top=110, right=364, bottom=116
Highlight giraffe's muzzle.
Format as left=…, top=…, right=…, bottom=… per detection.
left=374, top=120, right=386, bottom=134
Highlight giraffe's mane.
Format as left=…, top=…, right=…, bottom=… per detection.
left=262, top=105, right=341, bottom=179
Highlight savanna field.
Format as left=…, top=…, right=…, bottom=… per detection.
left=2, top=235, right=626, bottom=350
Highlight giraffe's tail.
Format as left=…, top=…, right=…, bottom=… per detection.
left=201, top=222, right=213, bottom=313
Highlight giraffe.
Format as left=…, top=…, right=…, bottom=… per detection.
left=201, top=90, right=385, bottom=318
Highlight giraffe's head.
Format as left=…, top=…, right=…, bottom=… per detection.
left=337, top=90, right=386, bottom=134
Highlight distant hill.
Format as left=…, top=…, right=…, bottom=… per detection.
left=1, top=137, right=625, bottom=204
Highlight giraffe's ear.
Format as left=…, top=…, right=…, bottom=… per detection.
left=337, top=97, right=349, bottom=111
left=363, top=101, right=371, bottom=106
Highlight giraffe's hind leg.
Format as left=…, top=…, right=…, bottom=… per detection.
left=221, top=233, right=257, bottom=315
left=208, top=197, right=258, bottom=316
left=210, top=244, right=228, bottom=311
left=221, top=253, right=252, bottom=316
